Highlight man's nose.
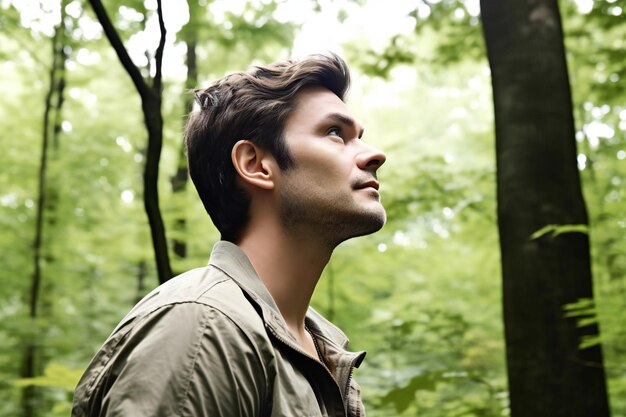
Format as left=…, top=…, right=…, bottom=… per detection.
left=356, top=142, right=387, bottom=171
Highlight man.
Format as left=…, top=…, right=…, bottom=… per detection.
left=72, top=54, right=386, bottom=417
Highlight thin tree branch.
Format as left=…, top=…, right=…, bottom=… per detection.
left=87, top=0, right=151, bottom=98
left=153, top=0, right=166, bottom=92
left=89, top=0, right=173, bottom=283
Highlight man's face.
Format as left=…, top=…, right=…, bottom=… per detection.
left=275, top=87, right=387, bottom=245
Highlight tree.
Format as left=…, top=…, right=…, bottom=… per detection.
left=169, top=0, right=200, bottom=263
left=88, top=0, right=172, bottom=283
left=21, top=5, right=69, bottom=415
left=480, top=0, right=610, bottom=416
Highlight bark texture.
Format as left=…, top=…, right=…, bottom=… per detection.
left=480, top=1, right=610, bottom=416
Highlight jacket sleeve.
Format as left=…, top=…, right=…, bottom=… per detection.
left=75, top=302, right=271, bottom=417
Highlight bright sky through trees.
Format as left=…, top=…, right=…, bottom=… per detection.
left=5, top=0, right=619, bottom=167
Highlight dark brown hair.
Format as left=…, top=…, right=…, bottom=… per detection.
left=184, top=54, right=351, bottom=242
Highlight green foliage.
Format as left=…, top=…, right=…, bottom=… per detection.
left=563, top=298, right=601, bottom=349
left=346, top=35, right=417, bottom=79
left=560, top=1, right=626, bottom=412
left=381, top=371, right=443, bottom=413
left=345, top=0, right=485, bottom=78
left=1, top=0, right=624, bottom=416
left=14, top=362, right=83, bottom=390
left=530, top=223, right=589, bottom=240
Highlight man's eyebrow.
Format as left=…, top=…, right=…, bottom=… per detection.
left=323, top=113, right=365, bottom=138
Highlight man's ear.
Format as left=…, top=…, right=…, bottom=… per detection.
left=231, top=140, right=275, bottom=190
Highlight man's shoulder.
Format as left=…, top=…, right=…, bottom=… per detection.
left=116, top=265, right=265, bottom=336
left=72, top=267, right=274, bottom=417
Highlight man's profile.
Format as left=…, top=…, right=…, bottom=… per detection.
left=72, top=54, right=386, bottom=417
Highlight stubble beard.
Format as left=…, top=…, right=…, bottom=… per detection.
left=279, top=185, right=386, bottom=248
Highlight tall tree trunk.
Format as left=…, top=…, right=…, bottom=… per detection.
left=51, top=43, right=67, bottom=152
left=22, top=12, right=66, bottom=417
left=480, top=1, right=610, bottom=416
left=170, top=7, right=198, bottom=261
left=39, top=5, right=69, bottom=375
left=136, top=260, right=147, bottom=303
left=88, top=0, right=173, bottom=283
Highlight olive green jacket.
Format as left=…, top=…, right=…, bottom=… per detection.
left=72, top=241, right=366, bottom=417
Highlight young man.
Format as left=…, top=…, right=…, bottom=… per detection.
left=72, top=54, right=386, bottom=417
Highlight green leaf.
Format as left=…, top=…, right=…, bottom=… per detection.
left=576, top=317, right=599, bottom=328
left=563, top=298, right=595, bottom=311
left=380, top=371, right=444, bottom=413
left=530, top=224, right=589, bottom=240
left=579, top=335, right=601, bottom=350
left=13, top=362, right=83, bottom=391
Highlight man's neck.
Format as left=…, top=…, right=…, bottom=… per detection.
left=237, top=222, right=333, bottom=338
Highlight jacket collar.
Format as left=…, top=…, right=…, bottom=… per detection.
left=208, top=241, right=352, bottom=349
left=208, top=240, right=280, bottom=313
left=208, top=241, right=366, bottom=396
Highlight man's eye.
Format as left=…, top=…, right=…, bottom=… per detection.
left=327, top=127, right=343, bottom=138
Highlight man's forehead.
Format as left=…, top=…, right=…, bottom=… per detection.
left=291, top=87, right=362, bottom=128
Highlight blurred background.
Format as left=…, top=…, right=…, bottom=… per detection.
left=1, top=0, right=625, bottom=416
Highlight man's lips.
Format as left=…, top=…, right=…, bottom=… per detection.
left=356, top=180, right=380, bottom=191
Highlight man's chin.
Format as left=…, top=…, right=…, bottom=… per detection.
left=363, top=213, right=386, bottom=234
left=345, top=209, right=386, bottom=239
left=315, top=210, right=385, bottom=248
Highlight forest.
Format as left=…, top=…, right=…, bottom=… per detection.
left=1, top=0, right=625, bottom=416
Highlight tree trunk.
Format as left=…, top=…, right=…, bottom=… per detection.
left=136, top=260, right=147, bottom=303
left=88, top=0, right=173, bottom=283
left=141, top=93, right=172, bottom=283
left=22, top=12, right=66, bottom=416
left=480, top=1, right=610, bottom=416
left=170, top=16, right=198, bottom=261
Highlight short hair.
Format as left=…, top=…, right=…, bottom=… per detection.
left=184, top=54, right=351, bottom=242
